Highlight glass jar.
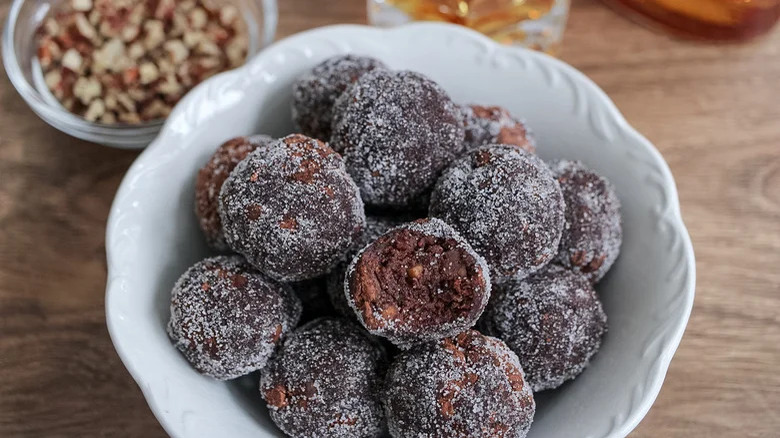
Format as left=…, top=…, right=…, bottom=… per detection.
left=368, top=0, right=571, bottom=55
left=603, top=0, right=780, bottom=41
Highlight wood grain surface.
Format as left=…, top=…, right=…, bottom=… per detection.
left=1, top=0, right=779, bottom=436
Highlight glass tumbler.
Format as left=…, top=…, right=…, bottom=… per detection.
left=368, top=0, right=571, bottom=54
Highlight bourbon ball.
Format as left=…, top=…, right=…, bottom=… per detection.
left=550, top=160, right=622, bottom=283
left=167, top=255, right=301, bottom=380
left=326, top=216, right=404, bottom=318
left=330, top=70, right=465, bottom=209
left=195, top=135, right=273, bottom=251
left=292, top=55, right=387, bottom=141
left=384, top=330, right=536, bottom=438
left=430, top=145, right=565, bottom=283
left=260, top=318, right=387, bottom=438
left=480, top=265, right=607, bottom=391
left=345, top=218, right=491, bottom=347
left=461, top=105, right=536, bottom=154
left=219, top=134, right=366, bottom=282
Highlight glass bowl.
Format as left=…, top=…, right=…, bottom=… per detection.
left=2, top=0, right=278, bottom=149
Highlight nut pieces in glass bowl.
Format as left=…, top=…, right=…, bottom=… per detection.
left=36, top=0, right=248, bottom=124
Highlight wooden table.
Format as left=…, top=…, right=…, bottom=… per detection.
left=1, top=0, right=778, bottom=436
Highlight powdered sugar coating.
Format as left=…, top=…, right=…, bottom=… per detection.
left=292, top=55, right=387, bottom=141
left=219, top=134, right=366, bottom=282
left=345, top=218, right=491, bottom=348
left=195, top=135, right=274, bottom=251
left=480, top=265, right=607, bottom=391
left=260, top=318, right=387, bottom=438
left=550, top=160, right=622, bottom=283
left=330, top=70, right=465, bottom=208
left=167, top=256, right=302, bottom=380
left=326, top=216, right=404, bottom=317
left=461, top=105, right=536, bottom=154
left=384, top=330, right=535, bottom=437
left=430, top=145, right=565, bottom=283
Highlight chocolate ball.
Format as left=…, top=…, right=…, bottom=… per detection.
left=384, top=330, right=535, bottom=437
left=326, top=216, right=404, bottom=318
left=480, top=265, right=607, bottom=391
left=219, top=134, right=366, bottom=282
left=346, top=218, right=491, bottom=347
left=195, top=135, right=273, bottom=251
left=167, top=255, right=301, bottom=380
left=292, top=55, right=387, bottom=141
left=550, top=160, right=622, bottom=283
left=430, top=145, right=565, bottom=283
left=260, top=318, right=387, bottom=438
left=330, top=70, right=465, bottom=208
left=461, top=105, right=536, bottom=154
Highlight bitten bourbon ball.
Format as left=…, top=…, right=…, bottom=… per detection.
left=461, top=105, right=536, bottom=154
left=167, top=256, right=302, bottom=380
left=195, top=135, right=273, bottom=251
left=219, top=134, right=366, bottom=282
left=480, top=265, right=607, bottom=391
left=430, top=145, right=565, bottom=283
left=261, top=318, right=387, bottom=438
left=292, top=55, right=387, bottom=141
left=550, top=160, right=622, bottom=283
left=330, top=70, right=465, bottom=209
left=345, top=218, right=491, bottom=347
left=384, top=330, right=536, bottom=438
left=326, top=216, right=404, bottom=318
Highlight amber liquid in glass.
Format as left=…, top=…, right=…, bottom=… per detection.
left=379, top=0, right=561, bottom=49
left=606, top=0, right=780, bottom=41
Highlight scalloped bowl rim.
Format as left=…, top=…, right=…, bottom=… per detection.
left=106, top=22, right=695, bottom=438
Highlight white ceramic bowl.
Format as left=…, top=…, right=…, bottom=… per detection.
left=106, top=23, right=695, bottom=438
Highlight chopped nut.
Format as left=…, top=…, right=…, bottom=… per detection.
left=93, top=38, right=125, bottom=73
left=37, top=37, right=61, bottom=68
left=127, top=87, right=148, bottom=102
left=43, top=18, right=59, bottom=35
left=71, top=0, right=92, bottom=11
left=104, top=94, right=118, bottom=110
left=196, top=40, right=221, bottom=57
left=157, top=74, right=183, bottom=96
left=44, top=70, right=62, bottom=90
left=73, top=76, right=102, bottom=104
left=139, top=62, right=159, bottom=84
left=122, top=66, right=139, bottom=85
left=121, top=24, right=140, bottom=42
left=99, top=112, right=117, bottom=124
left=88, top=9, right=101, bottom=25
left=157, top=58, right=174, bottom=74
left=163, top=39, right=189, bottom=64
left=127, top=42, right=144, bottom=59
left=141, top=99, right=170, bottom=119
left=143, top=20, right=165, bottom=50
left=226, top=35, right=247, bottom=67
left=116, top=93, right=135, bottom=112
left=189, top=8, right=208, bottom=29
left=61, top=48, right=83, bottom=71
left=74, top=13, right=97, bottom=40
left=179, top=0, right=196, bottom=11
left=183, top=30, right=204, bottom=48
left=84, top=98, right=105, bottom=121
left=119, top=111, right=141, bottom=124
left=154, top=0, right=175, bottom=20
left=219, top=5, right=238, bottom=26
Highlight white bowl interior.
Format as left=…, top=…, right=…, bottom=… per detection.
left=106, top=23, right=694, bottom=438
